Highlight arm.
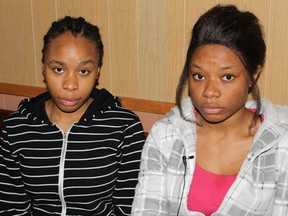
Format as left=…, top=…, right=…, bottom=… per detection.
left=0, top=127, right=31, bottom=215
left=113, top=117, right=145, bottom=216
left=131, top=123, right=170, bottom=216
left=273, top=145, right=288, bottom=216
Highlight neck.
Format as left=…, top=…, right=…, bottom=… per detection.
left=45, top=98, right=92, bottom=133
left=196, top=108, right=257, bottom=139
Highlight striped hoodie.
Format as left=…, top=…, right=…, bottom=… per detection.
left=0, top=88, right=145, bottom=215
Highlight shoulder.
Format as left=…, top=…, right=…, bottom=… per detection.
left=3, top=110, right=21, bottom=128
left=145, top=102, right=196, bottom=158
left=261, top=99, right=288, bottom=120
left=90, top=88, right=141, bottom=122
left=261, top=99, right=288, bottom=134
left=251, top=99, right=288, bottom=151
left=246, top=99, right=288, bottom=121
left=247, top=99, right=288, bottom=129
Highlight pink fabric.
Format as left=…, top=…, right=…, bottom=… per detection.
left=248, top=108, right=264, bottom=121
left=188, top=108, right=263, bottom=215
left=187, top=164, right=237, bottom=215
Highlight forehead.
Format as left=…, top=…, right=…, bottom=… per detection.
left=45, top=32, right=99, bottom=59
left=190, top=44, right=244, bottom=67
left=49, top=32, right=97, bottom=51
left=193, top=44, right=239, bottom=59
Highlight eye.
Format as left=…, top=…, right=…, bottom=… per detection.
left=79, top=69, right=90, bottom=75
left=223, top=74, right=235, bottom=81
left=53, top=67, right=64, bottom=73
left=193, top=74, right=205, bottom=80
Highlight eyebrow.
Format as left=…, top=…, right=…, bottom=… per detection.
left=79, top=60, right=96, bottom=66
left=48, top=60, right=96, bottom=66
left=48, top=60, right=65, bottom=66
left=222, top=66, right=234, bottom=70
left=190, top=63, right=235, bottom=70
left=190, top=63, right=201, bottom=69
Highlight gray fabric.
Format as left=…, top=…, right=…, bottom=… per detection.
left=132, top=98, right=288, bottom=216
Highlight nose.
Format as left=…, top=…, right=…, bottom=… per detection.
left=62, top=73, right=78, bottom=91
left=202, top=80, right=221, bottom=98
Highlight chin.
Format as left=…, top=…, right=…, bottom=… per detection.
left=59, top=106, right=79, bottom=114
left=201, top=115, right=228, bottom=124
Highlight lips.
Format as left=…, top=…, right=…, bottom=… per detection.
left=202, top=104, right=224, bottom=114
left=59, top=98, right=80, bottom=107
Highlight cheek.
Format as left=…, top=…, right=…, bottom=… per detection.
left=45, top=76, right=62, bottom=87
left=78, top=78, right=97, bottom=91
left=80, top=76, right=97, bottom=85
left=231, top=81, right=250, bottom=96
left=188, top=83, right=202, bottom=103
left=225, top=88, right=249, bottom=109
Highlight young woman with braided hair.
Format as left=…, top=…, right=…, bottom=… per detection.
left=0, top=16, right=145, bottom=215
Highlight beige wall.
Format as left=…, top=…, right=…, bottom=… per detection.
left=0, top=0, right=287, bottom=104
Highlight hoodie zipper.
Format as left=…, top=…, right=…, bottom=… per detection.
left=59, top=131, right=69, bottom=216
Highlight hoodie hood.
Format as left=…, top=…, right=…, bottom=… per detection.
left=165, top=97, right=196, bottom=129
left=164, top=97, right=198, bottom=160
left=246, top=99, right=288, bottom=124
left=17, top=88, right=121, bottom=125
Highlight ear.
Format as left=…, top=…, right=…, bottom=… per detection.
left=253, top=65, right=262, bottom=83
left=41, top=64, right=46, bottom=83
left=96, top=67, right=101, bottom=82
left=97, top=67, right=101, bottom=75
left=42, top=64, right=45, bottom=75
left=249, top=65, right=262, bottom=87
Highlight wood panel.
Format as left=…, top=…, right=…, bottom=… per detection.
left=0, top=0, right=36, bottom=85
left=137, top=0, right=185, bottom=102
left=0, top=0, right=287, bottom=105
left=109, top=0, right=137, bottom=97
left=265, top=0, right=288, bottom=104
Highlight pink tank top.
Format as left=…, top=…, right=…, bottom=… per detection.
left=187, top=163, right=237, bottom=215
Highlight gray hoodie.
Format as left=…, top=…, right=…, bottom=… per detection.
left=132, top=97, right=288, bottom=216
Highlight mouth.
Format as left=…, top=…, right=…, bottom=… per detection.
left=202, top=104, right=224, bottom=115
left=59, top=98, right=80, bottom=107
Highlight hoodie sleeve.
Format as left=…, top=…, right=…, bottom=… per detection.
left=0, top=126, right=31, bottom=215
left=131, top=121, right=171, bottom=216
left=272, top=133, right=288, bottom=216
left=113, top=116, right=145, bottom=216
